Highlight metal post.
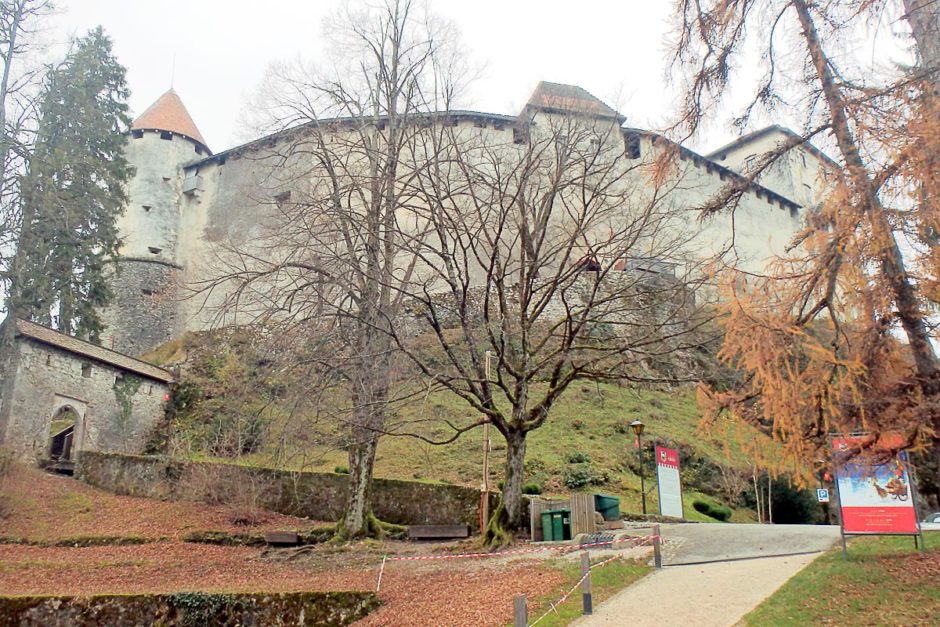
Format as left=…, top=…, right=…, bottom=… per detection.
left=652, top=523, right=662, bottom=569
left=637, top=432, right=646, bottom=515
left=581, top=551, right=593, bottom=615
left=513, top=594, right=527, bottom=627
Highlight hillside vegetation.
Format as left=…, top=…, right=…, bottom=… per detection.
left=142, top=330, right=809, bottom=522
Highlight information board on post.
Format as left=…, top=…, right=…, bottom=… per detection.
left=655, top=445, right=683, bottom=519
left=832, top=435, right=919, bottom=535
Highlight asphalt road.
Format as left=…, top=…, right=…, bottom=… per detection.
left=624, top=522, right=842, bottom=565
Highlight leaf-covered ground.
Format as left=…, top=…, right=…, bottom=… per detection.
left=743, top=533, right=940, bottom=626
left=0, top=466, right=651, bottom=625
left=0, top=465, right=323, bottom=542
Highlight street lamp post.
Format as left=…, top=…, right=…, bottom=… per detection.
left=631, top=419, right=646, bottom=515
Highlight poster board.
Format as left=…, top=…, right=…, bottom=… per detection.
left=656, top=445, right=683, bottom=519
left=832, top=435, right=919, bottom=535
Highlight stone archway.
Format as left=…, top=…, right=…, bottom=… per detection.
left=48, top=406, right=79, bottom=461
left=48, top=394, right=88, bottom=463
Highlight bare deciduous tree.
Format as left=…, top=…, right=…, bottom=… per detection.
left=387, top=111, right=721, bottom=541
left=194, top=0, right=467, bottom=538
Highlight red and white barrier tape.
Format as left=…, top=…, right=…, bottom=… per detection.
left=386, top=534, right=663, bottom=562
left=374, top=534, right=663, bottom=591
left=528, top=552, right=625, bottom=626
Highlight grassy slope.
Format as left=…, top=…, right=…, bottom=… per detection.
left=145, top=334, right=769, bottom=520
left=744, top=533, right=940, bottom=626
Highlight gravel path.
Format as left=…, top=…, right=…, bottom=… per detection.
left=573, top=552, right=821, bottom=627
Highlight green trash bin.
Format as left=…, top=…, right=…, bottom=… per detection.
left=540, top=510, right=555, bottom=541
left=540, top=509, right=572, bottom=541
left=542, top=509, right=571, bottom=542
left=594, top=494, right=621, bottom=521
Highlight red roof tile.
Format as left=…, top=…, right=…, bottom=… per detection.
left=132, top=89, right=209, bottom=149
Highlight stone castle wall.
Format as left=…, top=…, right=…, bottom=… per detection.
left=78, top=451, right=498, bottom=528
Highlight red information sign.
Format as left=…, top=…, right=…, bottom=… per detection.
left=832, top=435, right=918, bottom=535
left=655, top=445, right=683, bottom=519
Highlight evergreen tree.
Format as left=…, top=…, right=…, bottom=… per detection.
left=9, top=26, right=131, bottom=340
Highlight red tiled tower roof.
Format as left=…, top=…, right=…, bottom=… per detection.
left=132, top=89, right=209, bottom=149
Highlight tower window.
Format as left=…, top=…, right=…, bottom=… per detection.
left=131, top=129, right=144, bottom=139
left=195, top=145, right=204, bottom=155
left=148, top=246, right=162, bottom=254
left=160, top=131, right=173, bottom=141
left=142, top=205, right=152, bottom=212
left=624, top=133, right=641, bottom=159
left=81, top=363, right=92, bottom=378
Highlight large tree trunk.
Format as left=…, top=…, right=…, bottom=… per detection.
left=794, top=0, right=938, bottom=385
left=340, top=422, right=380, bottom=538
left=904, top=0, right=940, bottom=88
left=501, top=428, right=528, bottom=530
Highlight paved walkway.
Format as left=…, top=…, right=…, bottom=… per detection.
left=574, top=552, right=821, bottom=627
left=573, top=523, right=840, bottom=626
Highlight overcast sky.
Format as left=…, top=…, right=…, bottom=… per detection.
left=46, top=0, right=910, bottom=155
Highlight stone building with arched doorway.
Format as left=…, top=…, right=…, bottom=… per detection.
left=0, top=319, right=174, bottom=465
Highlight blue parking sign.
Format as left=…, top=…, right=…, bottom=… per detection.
left=816, top=488, right=830, bottom=503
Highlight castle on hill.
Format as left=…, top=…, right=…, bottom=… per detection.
left=102, top=82, right=833, bottom=356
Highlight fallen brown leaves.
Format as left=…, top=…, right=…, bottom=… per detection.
left=0, top=467, right=577, bottom=625
left=0, top=541, right=567, bottom=626
left=1, top=465, right=323, bottom=542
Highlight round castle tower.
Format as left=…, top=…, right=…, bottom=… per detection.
left=101, top=89, right=211, bottom=356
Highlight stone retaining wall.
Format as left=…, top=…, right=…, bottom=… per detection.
left=76, top=451, right=494, bottom=528
left=0, top=591, right=378, bottom=627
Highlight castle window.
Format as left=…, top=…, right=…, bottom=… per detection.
left=142, top=205, right=152, bottom=212
left=195, top=145, right=203, bottom=155
left=624, top=133, right=641, bottom=159
left=148, top=246, right=162, bottom=255
left=160, top=131, right=173, bottom=141
left=801, top=153, right=807, bottom=168
left=512, top=126, right=528, bottom=145
left=141, top=288, right=154, bottom=296
left=81, top=363, right=92, bottom=378
left=131, top=129, right=144, bottom=139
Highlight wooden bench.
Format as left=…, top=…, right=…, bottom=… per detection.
left=407, top=524, right=471, bottom=540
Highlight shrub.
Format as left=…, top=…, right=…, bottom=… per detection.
left=564, top=450, right=591, bottom=464
left=334, top=466, right=349, bottom=475
left=562, top=466, right=609, bottom=489
left=693, top=499, right=732, bottom=521
left=522, top=482, right=543, bottom=495
left=613, top=421, right=632, bottom=435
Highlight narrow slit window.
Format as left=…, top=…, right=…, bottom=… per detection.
left=81, top=363, right=92, bottom=378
